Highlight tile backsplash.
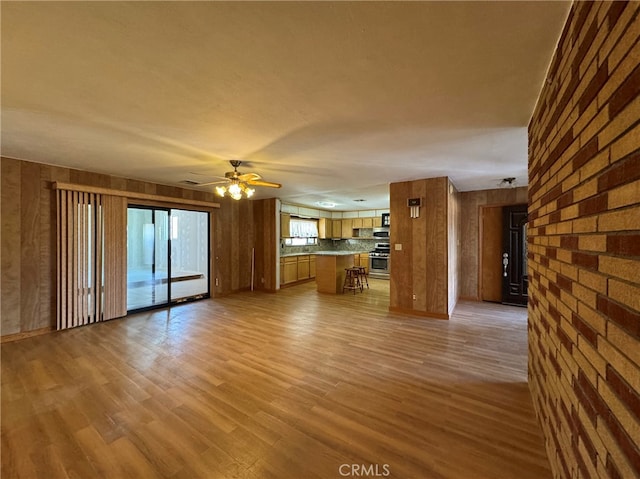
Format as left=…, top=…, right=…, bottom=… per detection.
left=281, top=238, right=376, bottom=256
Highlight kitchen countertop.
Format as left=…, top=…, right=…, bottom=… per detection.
left=281, top=251, right=369, bottom=257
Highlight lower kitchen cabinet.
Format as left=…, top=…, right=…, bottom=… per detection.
left=283, top=257, right=298, bottom=284
left=281, top=255, right=316, bottom=286
left=354, top=253, right=369, bottom=273
left=297, top=256, right=310, bottom=280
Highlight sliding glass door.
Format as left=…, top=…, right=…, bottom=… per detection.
left=127, top=207, right=169, bottom=310
left=169, top=209, right=209, bottom=301
left=127, top=206, right=209, bottom=312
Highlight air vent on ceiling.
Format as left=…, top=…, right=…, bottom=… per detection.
left=180, top=180, right=200, bottom=185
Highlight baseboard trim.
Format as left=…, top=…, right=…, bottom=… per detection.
left=280, top=278, right=315, bottom=289
left=459, top=295, right=481, bottom=301
left=1, top=327, right=54, bottom=343
left=388, top=307, right=449, bottom=320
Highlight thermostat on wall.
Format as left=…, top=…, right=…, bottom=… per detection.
left=407, top=198, right=422, bottom=207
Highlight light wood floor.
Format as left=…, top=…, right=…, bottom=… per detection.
left=1, top=279, right=550, bottom=479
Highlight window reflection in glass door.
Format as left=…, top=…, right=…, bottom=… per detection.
left=127, top=207, right=169, bottom=311
left=170, top=209, right=209, bottom=301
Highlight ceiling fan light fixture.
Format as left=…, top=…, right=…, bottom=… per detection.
left=209, top=161, right=279, bottom=200
left=228, top=182, right=242, bottom=196
left=215, top=179, right=255, bottom=200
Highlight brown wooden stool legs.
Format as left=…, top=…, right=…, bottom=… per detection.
left=357, top=266, right=369, bottom=290
left=343, top=268, right=362, bottom=294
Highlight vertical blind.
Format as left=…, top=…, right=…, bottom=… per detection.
left=56, top=189, right=127, bottom=330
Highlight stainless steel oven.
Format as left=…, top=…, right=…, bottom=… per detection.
left=369, top=242, right=390, bottom=279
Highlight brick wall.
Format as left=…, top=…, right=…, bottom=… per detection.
left=528, top=2, right=639, bottom=478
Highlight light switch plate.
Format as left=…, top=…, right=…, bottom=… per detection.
left=395, top=244, right=402, bottom=251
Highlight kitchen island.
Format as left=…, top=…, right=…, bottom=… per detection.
left=315, top=252, right=357, bottom=294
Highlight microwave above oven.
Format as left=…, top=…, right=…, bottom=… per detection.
left=373, top=227, right=390, bottom=239
left=381, top=213, right=390, bottom=227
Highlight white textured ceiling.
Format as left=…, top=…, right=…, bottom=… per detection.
left=1, top=1, right=569, bottom=210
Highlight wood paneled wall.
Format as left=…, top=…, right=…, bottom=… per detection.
left=212, top=196, right=277, bottom=294
left=252, top=198, right=278, bottom=292
left=1, top=157, right=276, bottom=338
left=458, top=187, right=528, bottom=301
left=389, top=177, right=450, bottom=318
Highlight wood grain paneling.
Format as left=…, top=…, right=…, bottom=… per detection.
left=481, top=206, right=503, bottom=302
left=20, top=161, right=41, bottom=331
left=212, top=195, right=259, bottom=296
left=54, top=182, right=220, bottom=209
left=390, top=177, right=449, bottom=318
left=411, top=179, right=428, bottom=312
left=252, top=199, right=277, bottom=292
left=389, top=181, right=412, bottom=310
left=1, top=158, right=22, bottom=335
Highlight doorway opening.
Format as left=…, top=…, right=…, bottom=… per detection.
left=127, top=206, right=210, bottom=312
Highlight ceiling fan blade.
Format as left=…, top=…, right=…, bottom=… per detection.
left=247, top=180, right=282, bottom=188
left=237, top=172, right=261, bottom=181
left=194, top=180, right=229, bottom=187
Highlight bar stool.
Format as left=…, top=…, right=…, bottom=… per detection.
left=357, top=266, right=369, bottom=290
left=343, top=267, right=362, bottom=294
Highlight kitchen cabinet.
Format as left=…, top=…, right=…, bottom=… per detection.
left=331, top=220, right=342, bottom=238
left=297, top=256, right=310, bottom=280
left=372, top=216, right=382, bottom=227
left=281, top=213, right=291, bottom=238
left=352, top=218, right=363, bottom=229
left=318, top=218, right=330, bottom=239
left=316, top=253, right=356, bottom=293
left=283, top=257, right=298, bottom=284
left=280, top=259, right=285, bottom=285
left=357, top=253, right=369, bottom=273
left=341, top=219, right=353, bottom=238
left=281, top=255, right=316, bottom=286
left=361, top=217, right=374, bottom=228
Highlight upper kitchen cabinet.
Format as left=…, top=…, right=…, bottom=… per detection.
left=318, top=218, right=330, bottom=239
left=331, top=220, right=342, bottom=238
left=362, top=217, right=374, bottom=228
left=341, top=219, right=353, bottom=238
left=280, top=213, right=291, bottom=238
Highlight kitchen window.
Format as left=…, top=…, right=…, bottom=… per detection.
left=289, top=218, right=318, bottom=238
left=284, top=237, right=317, bottom=246
left=284, top=218, right=318, bottom=245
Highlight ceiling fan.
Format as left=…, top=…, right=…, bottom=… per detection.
left=193, top=160, right=281, bottom=200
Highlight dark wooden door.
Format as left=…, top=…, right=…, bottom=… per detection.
left=502, top=204, right=528, bottom=307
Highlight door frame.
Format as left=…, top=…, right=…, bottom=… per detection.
left=501, top=204, right=528, bottom=306
left=478, top=202, right=528, bottom=302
